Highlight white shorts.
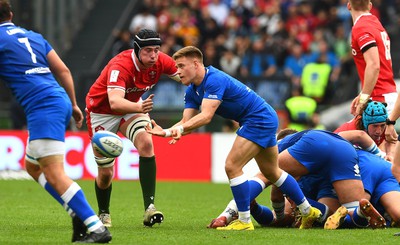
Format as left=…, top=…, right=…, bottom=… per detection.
left=86, top=111, right=139, bottom=138
left=25, top=139, right=65, bottom=165
left=382, top=92, right=398, bottom=115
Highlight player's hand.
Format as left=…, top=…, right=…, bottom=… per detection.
left=72, top=105, right=83, bottom=128
left=351, top=96, right=365, bottom=116
left=141, top=94, right=154, bottom=113
left=145, top=119, right=165, bottom=136
left=351, top=93, right=369, bottom=116
left=385, top=124, right=398, bottom=143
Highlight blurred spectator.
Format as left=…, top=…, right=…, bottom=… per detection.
left=285, top=92, right=324, bottom=131
left=283, top=41, right=311, bottom=94
left=257, top=2, right=282, bottom=36
left=172, top=7, right=200, bottom=46
left=167, top=0, right=186, bottom=24
left=300, top=53, right=332, bottom=104
left=129, top=5, right=157, bottom=34
left=198, top=14, right=221, bottom=48
left=111, top=30, right=133, bottom=57
left=233, top=34, right=251, bottom=58
left=310, top=39, right=341, bottom=83
left=240, top=38, right=277, bottom=78
left=230, top=0, right=253, bottom=35
left=269, top=19, right=290, bottom=70
left=332, top=25, right=352, bottom=64
left=160, top=35, right=182, bottom=57
left=219, top=48, right=241, bottom=77
left=335, top=0, right=352, bottom=38
left=207, top=0, right=230, bottom=27
left=203, top=41, right=221, bottom=69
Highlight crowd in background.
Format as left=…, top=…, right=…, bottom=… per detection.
left=110, top=0, right=400, bottom=130
left=7, top=0, right=400, bottom=131
left=113, top=0, right=398, bottom=93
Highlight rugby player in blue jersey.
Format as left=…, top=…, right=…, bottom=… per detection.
left=0, top=1, right=110, bottom=243
left=146, top=46, right=321, bottom=230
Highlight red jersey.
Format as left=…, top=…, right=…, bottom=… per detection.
left=334, top=115, right=384, bottom=145
left=351, top=14, right=396, bottom=101
left=86, top=50, right=178, bottom=114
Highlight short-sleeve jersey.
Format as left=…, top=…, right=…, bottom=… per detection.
left=351, top=14, right=396, bottom=99
left=0, top=22, right=65, bottom=112
left=183, top=66, right=268, bottom=123
left=334, top=115, right=384, bottom=146
left=86, top=49, right=178, bottom=114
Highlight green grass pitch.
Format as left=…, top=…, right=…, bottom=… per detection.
left=0, top=180, right=399, bottom=244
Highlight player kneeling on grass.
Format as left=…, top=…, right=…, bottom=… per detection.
left=146, top=46, right=321, bottom=231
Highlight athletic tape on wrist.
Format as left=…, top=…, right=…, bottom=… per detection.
left=163, top=129, right=171, bottom=137
left=176, top=125, right=184, bottom=134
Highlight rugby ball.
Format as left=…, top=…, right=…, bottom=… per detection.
left=92, top=131, right=124, bottom=158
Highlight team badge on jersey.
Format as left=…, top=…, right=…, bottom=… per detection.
left=110, top=70, right=120, bottom=82
left=149, top=70, right=156, bottom=80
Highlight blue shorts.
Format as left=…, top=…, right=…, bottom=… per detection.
left=288, top=130, right=360, bottom=183
left=298, top=174, right=337, bottom=200
left=357, top=150, right=400, bottom=207
left=237, top=105, right=278, bottom=148
left=26, top=92, right=72, bottom=142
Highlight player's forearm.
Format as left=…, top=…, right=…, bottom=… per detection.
left=57, top=71, right=79, bottom=106
left=109, top=97, right=144, bottom=114
left=361, top=63, right=379, bottom=95
left=180, top=112, right=212, bottom=133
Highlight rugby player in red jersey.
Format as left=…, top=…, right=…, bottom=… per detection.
left=85, top=29, right=180, bottom=227
left=348, top=0, right=397, bottom=116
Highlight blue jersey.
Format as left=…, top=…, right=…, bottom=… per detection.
left=357, top=150, right=400, bottom=213
left=0, top=22, right=66, bottom=113
left=0, top=22, right=71, bottom=141
left=184, top=66, right=278, bottom=148
left=278, top=129, right=360, bottom=182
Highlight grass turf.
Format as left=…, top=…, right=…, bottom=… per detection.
left=0, top=180, right=399, bottom=244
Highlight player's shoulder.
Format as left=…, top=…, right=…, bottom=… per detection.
left=157, top=51, right=174, bottom=63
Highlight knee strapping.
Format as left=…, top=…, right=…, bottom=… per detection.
left=126, top=116, right=151, bottom=142
left=95, top=156, right=115, bottom=168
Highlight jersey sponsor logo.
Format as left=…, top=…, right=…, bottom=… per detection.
left=110, top=70, right=120, bottom=82
left=358, top=33, right=370, bottom=42
left=352, top=48, right=357, bottom=56
left=25, top=67, right=51, bottom=74
left=207, top=94, right=218, bottom=99
left=126, top=84, right=155, bottom=93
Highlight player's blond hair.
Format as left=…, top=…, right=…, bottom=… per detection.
left=172, top=46, right=203, bottom=63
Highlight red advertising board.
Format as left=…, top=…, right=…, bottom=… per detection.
left=0, top=130, right=211, bottom=181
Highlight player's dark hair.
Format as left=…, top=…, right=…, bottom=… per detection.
left=133, top=29, right=161, bottom=63
left=0, top=0, right=12, bottom=23
left=277, top=128, right=298, bottom=140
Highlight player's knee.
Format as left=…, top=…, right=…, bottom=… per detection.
left=125, top=116, right=151, bottom=144
left=224, top=162, right=237, bottom=177
left=24, top=160, right=41, bottom=181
